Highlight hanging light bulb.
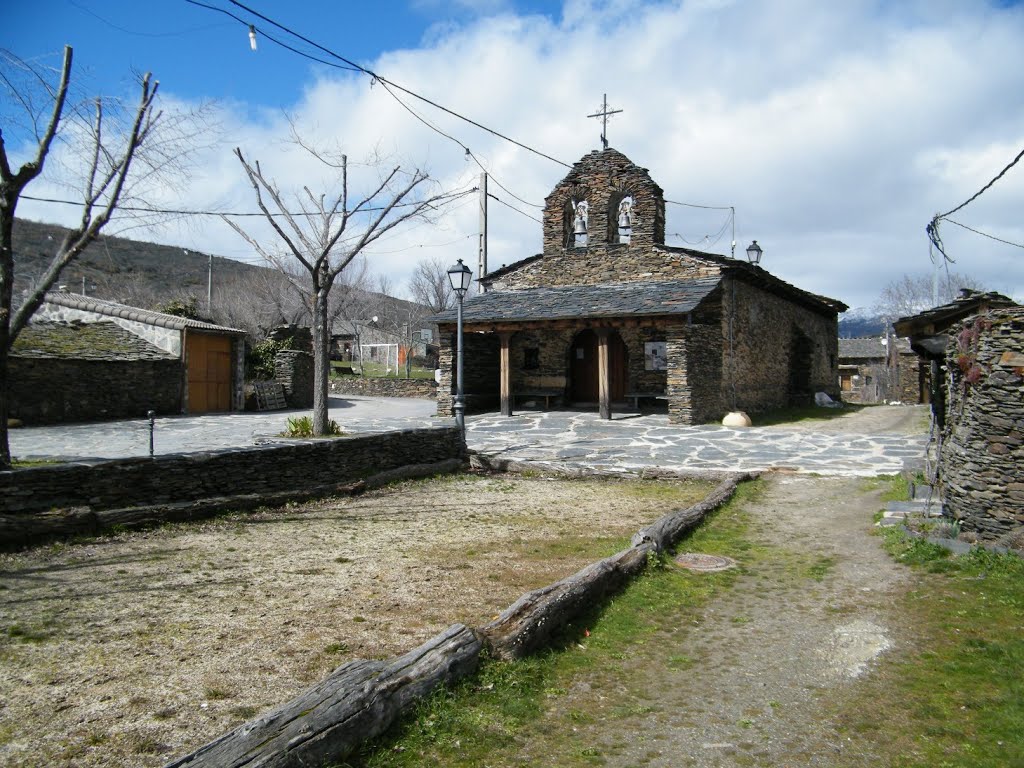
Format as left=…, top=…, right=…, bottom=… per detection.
left=248, top=25, right=258, bottom=52
left=464, top=147, right=471, bottom=161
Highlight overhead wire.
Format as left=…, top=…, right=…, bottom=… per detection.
left=945, top=218, right=1024, bottom=250
left=927, top=144, right=1024, bottom=262
left=187, top=0, right=571, bottom=169
left=487, top=193, right=543, bottom=224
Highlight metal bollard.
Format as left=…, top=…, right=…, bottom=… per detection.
left=147, top=410, right=156, bottom=457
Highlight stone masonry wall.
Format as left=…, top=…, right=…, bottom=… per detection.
left=274, top=350, right=314, bottom=408
left=940, top=308, right=1024, bottom=541
left=723, top=277, right=840, bottom=414
left=487, top=247, right=721, bottom=292
left=436, top=331, right=500, bottom=415
left=329, top=377, right=437, bottom=399
left=9, top=356, right=182, bottom=424
left=0, top=427, right=464, bottom=519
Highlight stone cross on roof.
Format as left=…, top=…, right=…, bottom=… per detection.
left=587, top=93, right=622, bottom=150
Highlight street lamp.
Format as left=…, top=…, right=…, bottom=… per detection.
left=745, top=240, right=763, bottom=266
left=447, top=258, right=473, bottom=436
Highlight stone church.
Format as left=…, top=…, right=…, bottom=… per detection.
left=434, top=148, right=846, bottom=424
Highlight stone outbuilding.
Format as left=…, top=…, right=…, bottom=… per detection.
left=432, top=148, right=846, bottom=424
left=838, top=336, right=924, bottom=404
left=30, top=291, right=246, bottom=417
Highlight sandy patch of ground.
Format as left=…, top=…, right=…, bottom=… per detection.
left=0, top=473, right=711, bottom=768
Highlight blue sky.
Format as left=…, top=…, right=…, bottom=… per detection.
left=6, top=0, right=1024, bottom=311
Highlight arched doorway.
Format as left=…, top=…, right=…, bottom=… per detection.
left=569, top=329, right=628, bottom=404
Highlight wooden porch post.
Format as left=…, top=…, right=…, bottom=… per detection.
left=597, top=328, right=611, bottom=420
left=499, top=331, right=514, bottom=417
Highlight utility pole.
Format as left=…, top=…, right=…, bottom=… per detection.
left=478, top=172, right=487, bottom=294
left=207, top=252, right=213, bottom=314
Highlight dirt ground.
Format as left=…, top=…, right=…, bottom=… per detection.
left=506, top=473, right=911, bottom=767
left=0, top=473, right=712, bottom=768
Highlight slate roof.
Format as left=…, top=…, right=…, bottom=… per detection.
left=839, top=337, right=912, bottom=360
left=893, top=290, right=1018, bottom=336
left=12, top=321, right=178, bottom=361
left=430, top=277, right=722, bottom=325
left=479, top=246, right=847, bottom=316
left=43, top=291, right=245, bottom=335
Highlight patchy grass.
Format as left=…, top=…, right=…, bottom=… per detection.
left=753, top=403, right=866, bottom=426
left=347, top=480, right=762, bottom=768
left=826, top=528, right=1024, bottom=766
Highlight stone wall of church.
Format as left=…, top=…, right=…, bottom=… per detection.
left=665, top=320, right=723, bottom=424
left=723, top=278, right=840, bottom=414
left=486, top=247, right=722, bottom=291
left=436, top=330, right=500, bottom=415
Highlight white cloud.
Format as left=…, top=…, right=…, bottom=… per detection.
left=17, top=0, right=1024, bottom=308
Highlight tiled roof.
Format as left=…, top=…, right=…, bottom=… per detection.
left=43, top=291, right=245, bottom=335
left=430, top=277, right=722, bottom=324
left=12, top=321, right=178, bottom=361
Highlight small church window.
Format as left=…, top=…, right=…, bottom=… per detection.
left=524, top=348, right=540, bottom=370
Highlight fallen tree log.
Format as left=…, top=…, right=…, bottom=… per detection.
left=632, top=472, right=756, bottom=553
left=480, top=543, right=655, bottom=660
left=165, top=623, right=482, bottom=768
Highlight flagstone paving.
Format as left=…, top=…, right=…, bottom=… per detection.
left=9, top=398, right=927, bottom=476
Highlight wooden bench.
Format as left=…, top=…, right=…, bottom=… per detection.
left=626, top=392, right=668, bottom=409
left=514, top=389, right=563, bottom=410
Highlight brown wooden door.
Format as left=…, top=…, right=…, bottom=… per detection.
left=571, top=330, right=628, bottom=403
left=571, top=330, right=598, bottom=402
left=187, top=334, right=232, bottom=413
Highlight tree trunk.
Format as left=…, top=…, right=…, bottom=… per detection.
left=1, top=209, right=14, bottom=469
left=312, top=287, right=330, bottom=435
left=164, top=623, right=481, bottom=768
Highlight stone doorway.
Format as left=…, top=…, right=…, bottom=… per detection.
left=569, top=329, right=627, bottom=403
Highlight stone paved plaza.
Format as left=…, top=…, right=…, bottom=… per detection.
left=9, top=398, right=928, bottom=477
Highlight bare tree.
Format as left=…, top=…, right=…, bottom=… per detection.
left=222, top=141, right=461, bottom=435
left=408, top=254, right=455, bottom=313
left=873, top=271, right=986, bottom=323
left=0, top=46, right=161, bottom=468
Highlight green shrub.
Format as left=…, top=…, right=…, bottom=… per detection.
left=282, top=415, right=343, bottom=438
left=247, top=338, right=294, bottom=381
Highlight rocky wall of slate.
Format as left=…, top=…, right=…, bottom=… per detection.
left=486, top=247, right=721, bottom=291
left=897, top=354, right=923, bottom=404
left=0, top=427, right=464, bottom=525
left=542, top=148, right=665, bottom=253
left=940, top=308, right=1024, bottom=541
left=436, top=331, right=500, bottom=415
left=8, top=356, right=182, bottom=424
left=329, top=377, right=437, bottom=399
left=274, top=350, right=313, bottom=408
left=724, top=278, right=840, bottom=413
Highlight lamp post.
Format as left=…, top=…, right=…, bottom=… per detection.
left=745, top=240, right=763, bottom=265
left=446, top=262, right=473, bottom=436
left=447, top=258, right=473, bottom=436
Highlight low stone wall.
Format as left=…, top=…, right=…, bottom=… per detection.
left=0, top=427, right=464, bottom=548
left=941, top=308, right=1024, bottom=540
left=9, top=356, right=182, bottom=424
left=329, top=376, right=437, bottom=399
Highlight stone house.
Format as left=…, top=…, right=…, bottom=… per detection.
left=838, top=336, right=923, bottom=404
left=894, top=291, right=1023, bottom=542
left=27, top=291, right=246, bottom=417
left=432, top=148, right=846, bottom=424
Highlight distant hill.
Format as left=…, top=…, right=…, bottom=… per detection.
left=10, top=217, right=271, bottom=304
left=839, top=309, right=887, bottom=338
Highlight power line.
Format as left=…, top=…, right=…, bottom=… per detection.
left=665, top=198, right=734, bottom=211
left=946, top=218, right=1024, bottom=250
left=487, top=193, right=543, bottom=224
left=188, top=0, right=572, bottom=169
left=20, top=186, right=477, bottom=217
left=939, top=145, right=1024, bottom=220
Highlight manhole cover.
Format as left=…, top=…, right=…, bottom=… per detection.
left=674, top=553, right=737, bottom=572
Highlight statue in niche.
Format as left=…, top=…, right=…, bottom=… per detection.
left=572, top=199, right=589, bottom=246
left=617, top=195, right=634, bottom=243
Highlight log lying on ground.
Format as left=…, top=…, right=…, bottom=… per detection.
left=480, top=543, right=656, bottom=660
left=165, top=623, right=481, bottom=768
left=632, top=472, right=757, bottom=553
